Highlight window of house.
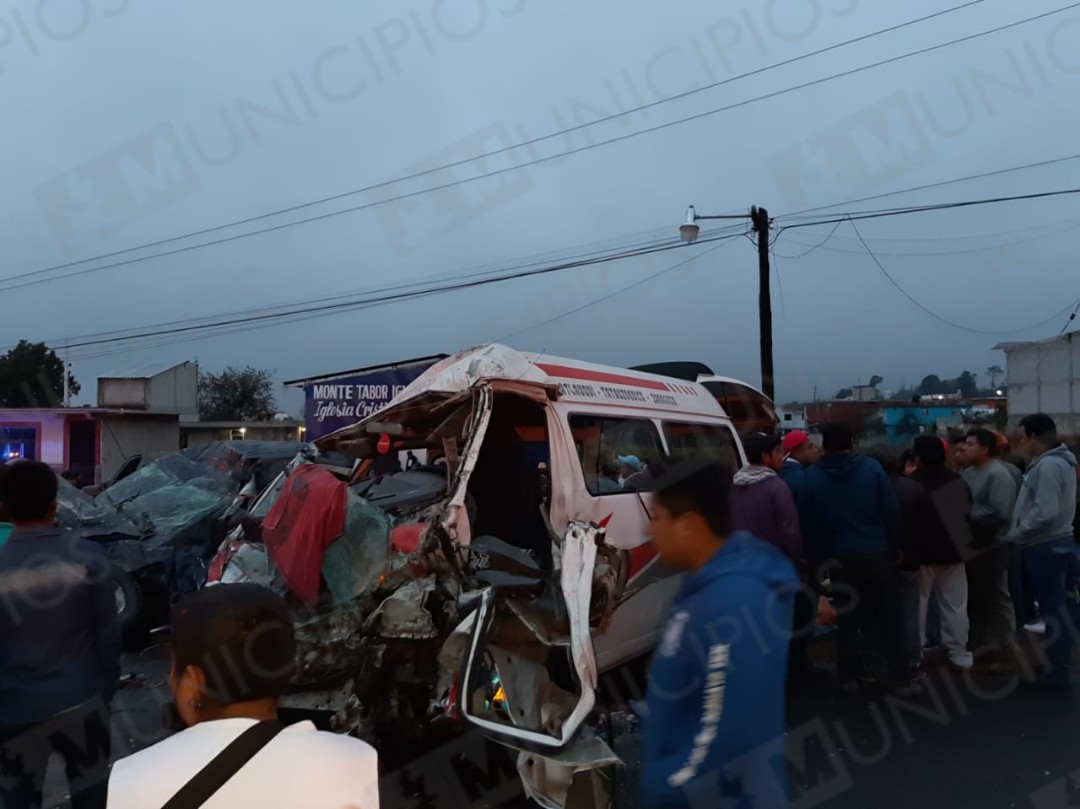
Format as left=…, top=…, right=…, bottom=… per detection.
left=568, top=414, right=663, bottom=496
left=1, top=427, right=37, bottom=461
left=661, top=421, right=741, bottom=472
left=784, top=413, right=793, bottom=421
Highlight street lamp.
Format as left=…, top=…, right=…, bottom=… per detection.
left=677, top=203, right=775, bottom=402
left=680, top=206, right=700, bottom=243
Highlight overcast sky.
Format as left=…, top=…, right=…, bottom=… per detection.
left=3, top=0, right=1079, bottom=412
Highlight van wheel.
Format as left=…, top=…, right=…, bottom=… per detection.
left=109, top=566, right=141, bottom=627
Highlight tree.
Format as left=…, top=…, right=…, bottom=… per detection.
left=987, top=365, right=1004, bottom=389
left=955, top=371, right=978, bottom=398
left=918, top=375, right=944, bottom=396
left=834, top=387, right=853, bottom=400
left=0, top=340, right=80, bottom=407
left=869, top=375, right=884, bottom=388
left=198, top=366, right=276, bottom=421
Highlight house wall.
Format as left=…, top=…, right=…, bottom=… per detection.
left=1003, top=332, right=1080, bottom=436
left=150, top=363, right=198, bottom=418
left=179, top=425, right=303, bottom=448
left=100, top=415, right=179, bottom=480
left=98, top=378, right=150, bottom=410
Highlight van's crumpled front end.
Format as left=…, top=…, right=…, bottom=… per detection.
left=206, top=381, right=622, bottom=807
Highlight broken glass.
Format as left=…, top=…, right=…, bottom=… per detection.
left=321, top=490, right=393, bottom=606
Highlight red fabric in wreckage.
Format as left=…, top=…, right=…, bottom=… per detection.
left=261, top=464, right=347, bottom=603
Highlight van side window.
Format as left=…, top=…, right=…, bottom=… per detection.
left=662, top=422, right=740, bottom=471
left=569, top=415, right=663, bottom=496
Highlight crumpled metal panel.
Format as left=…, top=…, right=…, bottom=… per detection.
left=364, top=575, right=439, bottom=640
left=517, top=737, right=621, bottom=809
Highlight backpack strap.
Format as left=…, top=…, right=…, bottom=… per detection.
left=161, top=720, right=285, bottom=809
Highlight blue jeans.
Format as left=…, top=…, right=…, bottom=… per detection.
left=1024, top=536, right=1078, bottom=683
left=1009, top=543, right=1039, bottom=629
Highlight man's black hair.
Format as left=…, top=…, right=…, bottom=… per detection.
left=741, top=432, right=782, bottom=466
left=821, top=423, right=854, bottom=453
left=912, top=435, right=946, bottom=466
left=0, top=460, right=59, bottom=523
left=1018, top=413, right=1058, bottom=446
left=898, top=448, right=914, bottom=469
left=966, top=429, right=999, bottom=457
left=652, top=457, right=731, bottom=538
left=865, top=444, right=899, bottom=475
left=171, top=583, right=297, bottom=705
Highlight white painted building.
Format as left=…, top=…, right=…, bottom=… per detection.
left=995, top=330, right=1080, bottom=435
left=776, top=406, right=808, bottom=432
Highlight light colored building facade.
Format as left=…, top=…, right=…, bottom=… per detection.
left=996, top=330, right=1080, bottom=436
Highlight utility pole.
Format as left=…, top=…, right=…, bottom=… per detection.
left=751, top=206, right=774, bottom=402
left=679, top=203, right=776, bottom=402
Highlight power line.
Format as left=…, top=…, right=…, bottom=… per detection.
left=50, top=232, right=745, bottom=352
left=47, top=225, right=705, bottom=345
left=6, top=2, right=1072, bottom=294
left=772, top=219, right=845, bottom=259
left=496, top=238, right=738, bottom=343
left=776, top=216, right=1080, bottom=257
left=781, top=153, right=1080, bottom=219
left=778, top=188, right=1080, bottom=230
left=48, top=185, right=1080, bottom=355
left=848, top=217, right=1080, bottom=335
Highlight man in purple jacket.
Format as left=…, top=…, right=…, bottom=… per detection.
left=731, top=432, right=810, bottom=685
left=730, top=432, right=803, bottom=570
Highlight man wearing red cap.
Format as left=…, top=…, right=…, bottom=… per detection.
left=778, top=430, right=821, bottom=503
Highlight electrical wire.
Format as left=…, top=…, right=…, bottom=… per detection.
left=781, top=153, right=1080, bottom=220
left=778, top=188, right=1080, bottom=230
left=848, top=217, right=1080, bottom=335
left=776, top=217, right=1080, bottom=257
left=496, top=237, right=740, bottom=342
left=47, top=231, right=745, bottom=352
left=5, top=2, right=1072, bottom=294
left=46, top=225, right=713, bottom=345
left=772, top=219, right=845, bottom=259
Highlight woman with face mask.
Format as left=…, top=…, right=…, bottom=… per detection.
left=106, top=583, right=380, bottom=808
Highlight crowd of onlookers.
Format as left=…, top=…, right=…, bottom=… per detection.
left=638, top=414, right=1078, bottom=805
left=733, top=415, right=1080, bottom=695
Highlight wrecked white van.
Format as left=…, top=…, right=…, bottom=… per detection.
left=209, top=343, right=767, bottom=807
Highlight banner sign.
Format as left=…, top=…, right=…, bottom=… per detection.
left=303, top=361, right=437, bottom=440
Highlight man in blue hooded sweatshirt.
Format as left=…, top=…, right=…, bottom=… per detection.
left=801, top=424, right=913, bottom=695
left=641, top=457, right=799, bottom=808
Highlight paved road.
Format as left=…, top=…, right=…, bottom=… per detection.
left=41, top=639, right=1080, bottom=808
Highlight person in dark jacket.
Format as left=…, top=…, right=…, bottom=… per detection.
left=731, top=432, right=814, bottom=686
left=909, top=435, right=975, bottom=670
left=0, top=461, right=120, bottom=809
left=641, top=458, right=798, bottom=808
left=778, top=429, right=820, bottom=504
left=730, top=432, right=803, bottom=569
left=801, top=424, right=912, bottom=694
left=866, top=445, right=926, bottom=679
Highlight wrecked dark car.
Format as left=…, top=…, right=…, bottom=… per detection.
left=55, top=441, right=309, bottom=642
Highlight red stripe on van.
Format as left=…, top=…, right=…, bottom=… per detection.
left=537, top=363, right=670, bottom=392
left=629, top=543, right=659, bottom=578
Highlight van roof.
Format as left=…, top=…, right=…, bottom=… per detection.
left=391, top=344, right=735, bottom=418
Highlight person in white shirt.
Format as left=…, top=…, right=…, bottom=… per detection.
left=106, top=583, right=380, bottom=808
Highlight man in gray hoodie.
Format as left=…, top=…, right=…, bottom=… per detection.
left=1006, top=414, right=1078, bottom=687
left=959, top=429, right=1018, bottom=667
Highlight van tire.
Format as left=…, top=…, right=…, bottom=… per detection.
left=109, top=565, right=141, bottom=627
